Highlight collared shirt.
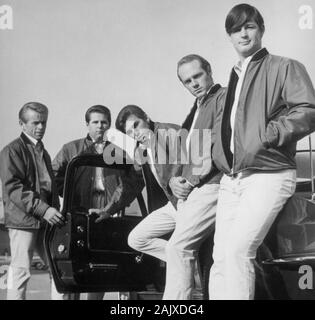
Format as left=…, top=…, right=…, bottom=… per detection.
left=146, top=146, right=163, bottom=188
left=230, top=48, right=264, bottom=153
left=186, top=85, right=213, bottom=152
left=23, top=131, right=38, bottom=146
left=23, top=131, right=52, bottom=196
left=93, top=141, right=106, bottom=191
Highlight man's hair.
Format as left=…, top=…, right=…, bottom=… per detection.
left=225, top=3, right=265, bottom=35
left=115, top=105, right=148, bottom=133
left=177, top=54, right=211, bottom=80
left=19, top=102, right=48, bottom=123
left=85, top=105, right=111, bottom=124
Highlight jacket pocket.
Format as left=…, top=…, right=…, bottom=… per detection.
left=264, top=122, right=279, bottom=148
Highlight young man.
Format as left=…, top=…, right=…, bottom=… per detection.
left=52, top=105, right=143, bottom=299
left=116, top=54, right=224, bottom=300
left=115, top=105, right=182, bottom=293
left=115, top=104, right=181, bottom=211
left=53, top=105, right=112, bottom=197
left=0, top=102, right=64, bottom=300
left=210, top=3, right=315, bottom=300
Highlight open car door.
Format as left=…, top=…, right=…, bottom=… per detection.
left=257, top=136, right=315, bottom=299
left=44, top=154, right=164, bottom=294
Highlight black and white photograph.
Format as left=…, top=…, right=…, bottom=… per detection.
left=0, top=0, right=315, bottom=305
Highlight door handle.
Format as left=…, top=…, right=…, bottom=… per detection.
left=88, top=263, right=118, bottom=270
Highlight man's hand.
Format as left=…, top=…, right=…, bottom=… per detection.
left=89, top=198, right=115, bottom=223
left=169, top=176, right=193, bottom=200
left=88, top=208, right=112, bottom=223
left=43, top=207, right=65, bottom=226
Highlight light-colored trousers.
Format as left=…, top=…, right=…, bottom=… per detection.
left=128, top=183, right=219, bottom=300
left=50, top=278, right=81, bottom=300
left=209, top=169, right=296, bottom=300
left=7, top=227, right=47, bottom=300
left=7, top=228, right=101, bottom=300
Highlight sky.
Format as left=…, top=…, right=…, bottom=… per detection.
left=0, top=0, right=314, bottom=157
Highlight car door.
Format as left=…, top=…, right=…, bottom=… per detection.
left=44, top=154, right=164, bottom=294
left=256, top=136, right=315, bottom=299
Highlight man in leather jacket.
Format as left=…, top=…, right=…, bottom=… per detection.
left=209, top=3, right=315, bottom=300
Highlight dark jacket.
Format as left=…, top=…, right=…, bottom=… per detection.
left=213, top=48, right=315, bottom=175
left=180, top=84, right=225, bottom=186
left=0, top=133, right=59, bottom=229
left=136, top=122, right=181, bottom=209
left=52, top=135, right=94, bottom=195
left=52, top=135, right=144, bottom=213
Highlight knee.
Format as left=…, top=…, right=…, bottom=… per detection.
left=225, top=236, right=253, bottom=261
left=165, top=239, right=190, bottom=258
left=127, top=229, right=146, bottom=252
left=7, top=265, right=31, bottom=287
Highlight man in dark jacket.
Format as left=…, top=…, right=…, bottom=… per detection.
left=53, top=105, right=143, bottom=218
left=52, top=104, right=144, bottom=299
left=115, top=105, right=182, bottom=298
left=52, top=105, right=112, bottom=197
left=116, top=54, right=224, bottom=300
left=209, top=3, right=315, bottom=300
left=166, top=54, right=225, bottom=300
left=0, top=102, right=64, bottom=300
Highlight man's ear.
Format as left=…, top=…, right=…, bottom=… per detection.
left=260, top=24, right=265, bottom=37
left=19, top=119, right=24, bottom=128
left=206, top=65, right=212, bottom=76
left=227, top=32, right=233, bottom=43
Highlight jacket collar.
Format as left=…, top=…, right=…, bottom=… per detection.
left=85, top=134, right=112, bottom=154
left=207, top=83, right=222, bottom=96
left=86, top=134, right=94, bottom=142
left=231, top=48, right=269, bottom=79
left=181, top=83, right=221, bottom=131
left=198, top=83, right=222, bottom=108
left=251, top=47, right=269, bottom=62
left=20, top=132, right=36, bottom=146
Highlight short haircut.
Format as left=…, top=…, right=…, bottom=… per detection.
left=177, top=54, right=211, bottom=80
left=115, top=105, right=148, bottom=133
left=85, top=105, right=111, bottom=125
left=19, top=102, right=48, bottom=123
left=225, top=3, right=265, bottom=35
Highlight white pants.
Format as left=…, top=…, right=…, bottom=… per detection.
left=50, top=279, right=81, bottom=300
left=128, top=183, right=219, bottom=300
left=7, top=228, right=47, bottom=300
left=209, top=170, right=296, bottom=300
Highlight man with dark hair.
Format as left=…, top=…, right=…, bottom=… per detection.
left=85, top=104, right=111, bottom=124
left=115, top=105, right=149, bottom=134
left=0, top=102, right=64, bottom=300
left=116, top=54, right=225, bottom=300
left=115, top=104, right=181, bottom=211
left=116, top=105, right=183, bottom=298
left=52, top=104, right=143, bottom=300
left=210, top=3, right=315, bottom=300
